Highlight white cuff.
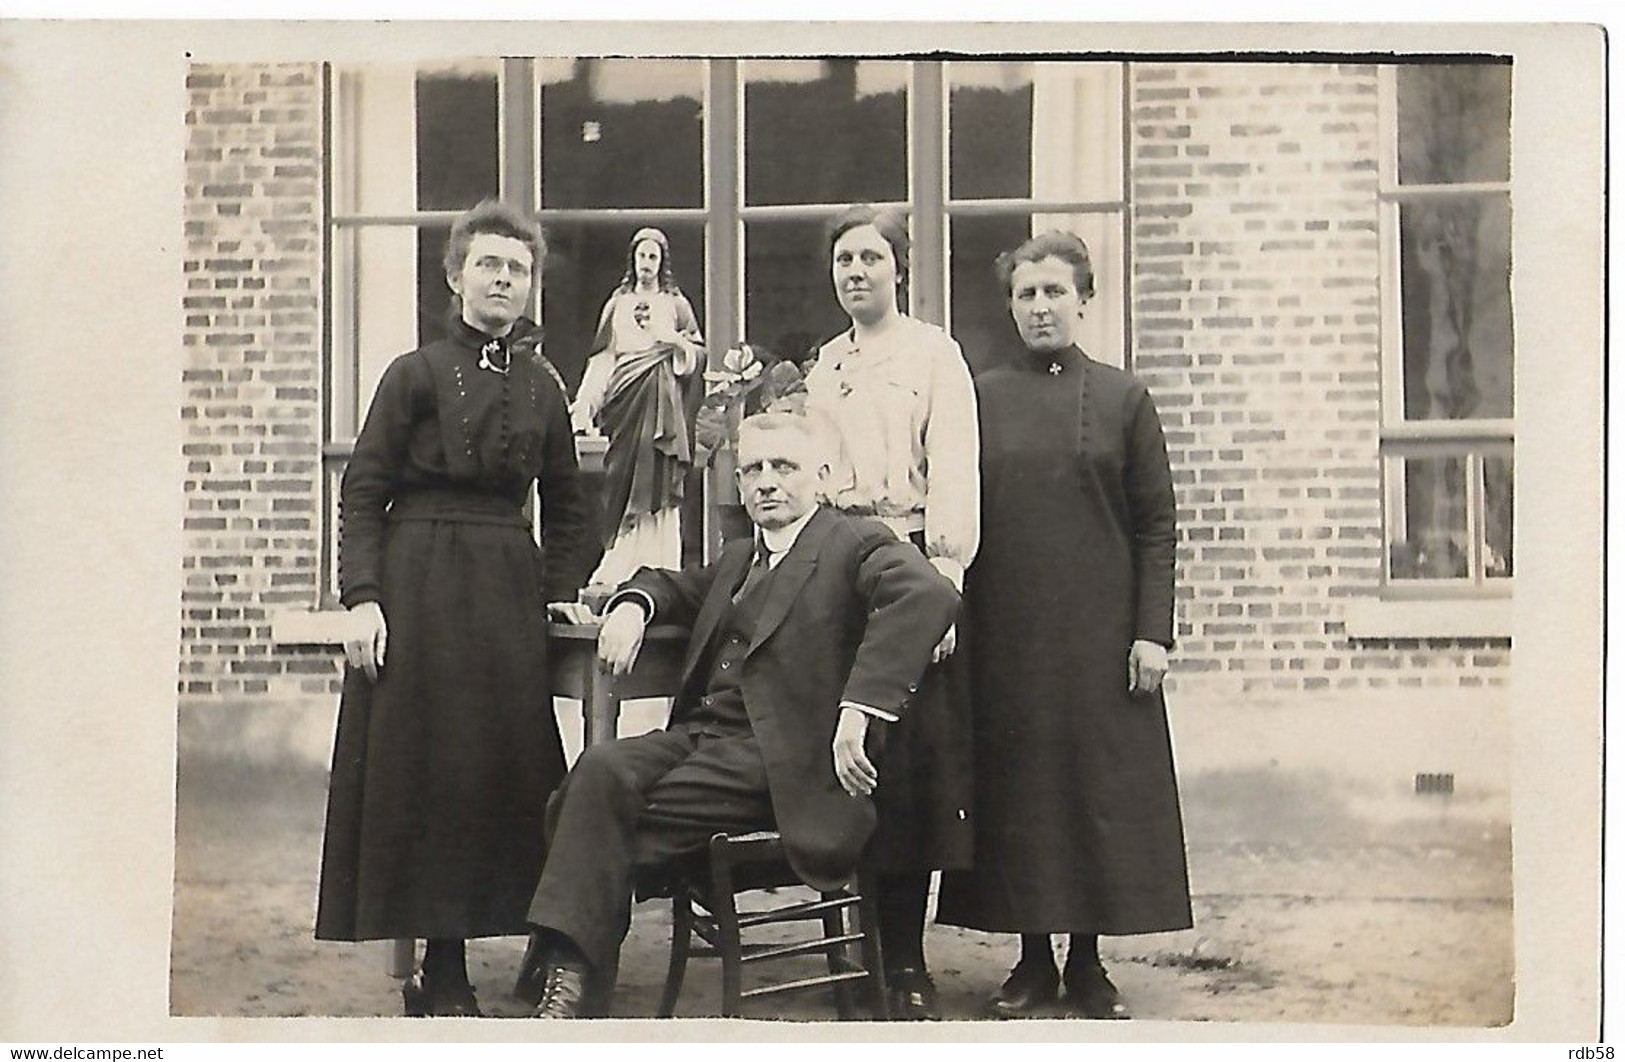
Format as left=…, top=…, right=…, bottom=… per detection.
left=605, top=588, right=656, bottom=622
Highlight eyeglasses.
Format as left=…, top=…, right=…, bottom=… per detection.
left=470, top=256, right=532, bottom=279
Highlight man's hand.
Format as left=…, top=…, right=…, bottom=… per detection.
left=597, top=601, right=648, bottom=676
left=931, top=624, right=958, bottom=663
left=1127, top=639, right=1170, bottom=697
left=344, top=601, right=387, bottom=682
left=832, top=707, right=879, bottom=797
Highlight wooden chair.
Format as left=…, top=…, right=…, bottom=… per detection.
left=649, top=830, right=888, bottom=1020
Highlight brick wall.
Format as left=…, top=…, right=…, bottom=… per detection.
left=180, top=63, right=342, bottom=728
left=1130, top=62, right=1511, bottom=697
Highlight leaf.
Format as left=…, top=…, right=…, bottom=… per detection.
left=760, top=359, right=805, bottom=399
left=694, top=405, right=731, bottom=453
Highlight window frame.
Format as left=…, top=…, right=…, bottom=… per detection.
left=1374, top=62, right=1514, bottom=601
left=939, top=60, right=1134, bottom=369
left=318, top=56, right=1133, bottom=604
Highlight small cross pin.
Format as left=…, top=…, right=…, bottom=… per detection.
left=479, top=340, right=510, bottom=374
left=1048, top=362, right=1063, bottom=375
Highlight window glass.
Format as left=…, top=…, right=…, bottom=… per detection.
left=540, top=220, right=706, bottom=389
left=416, top=61, right=500, bottom=210
left=538, top=58, right=705, bottom=209
left=948, top=212, right=1124, bottom=376
left=337, top=64, right=418, bottom=216
left=1483, top=452, right=1513, bottom=579
left=1397, top=197, right=1513, bottom=420
left=342, top=225, right=433, bottom=436
left=414, top=227, right=456, bottom=349
left=948, top=63, right=1033, bottom=200
left=743, top=218, right=858, bottom=368
left=948, top=61, right=1122, bottom=202
left=1396, top=63, right=1512, bottom=186
left=743, top=60, right=908, bottom=206
left=1388, top=454, right=1470, bottom=581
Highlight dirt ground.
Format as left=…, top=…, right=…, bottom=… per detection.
left=169, top=758, right=1512, bottom=1031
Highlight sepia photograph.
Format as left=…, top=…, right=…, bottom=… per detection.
left=0, top=15, right=1607, bottom=1047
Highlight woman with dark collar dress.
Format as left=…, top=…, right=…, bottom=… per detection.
left=314, top=200, right=592, bottom=1017
left=802, top=204, right=979, bottom=1021
left=937, top=232, right=1192, bottom=1020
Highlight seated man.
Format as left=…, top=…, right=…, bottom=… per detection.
left=514, top=412, right=960, bottom=1018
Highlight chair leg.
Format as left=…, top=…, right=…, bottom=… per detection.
left=855, top=865, right=889, bottom=1021
left=821, top=893, right=857, bottom=1020
left=709, top=838, right=745, bottom=1018
left=656, top=890, right=693, bottom=1018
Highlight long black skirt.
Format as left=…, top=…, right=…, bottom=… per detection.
left=866, top=530, right=974, bottom=875
left=315, top=511, right=567, bottom=942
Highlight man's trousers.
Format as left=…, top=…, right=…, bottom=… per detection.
left=525, top=725, right=776, bottom=981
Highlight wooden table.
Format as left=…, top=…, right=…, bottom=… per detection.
left=545, top=620, right=691, bottom=746
left=387, top=619, right=692, bottom=978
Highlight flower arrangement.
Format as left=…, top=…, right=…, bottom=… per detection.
left=692, top=343, right=809, bottom=467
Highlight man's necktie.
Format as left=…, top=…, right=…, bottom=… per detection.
left=731, top=539, right=775, bottom=605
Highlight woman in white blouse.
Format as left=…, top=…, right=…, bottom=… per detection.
left=803, top=204, right=980, bottom=1021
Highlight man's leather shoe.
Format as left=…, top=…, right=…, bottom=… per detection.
left=1063, top=963, right=1130, bottom=1020
left=885, top=967, right=940, bottom=1021
left=401, top=969, right=482, bottom=1018
left=530, top=959, right=590, bottom=1019
left=985, top=960, right=1060, bottom=1019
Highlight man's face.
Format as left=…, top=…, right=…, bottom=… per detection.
left=735, top=426, right=827, bottom=531
left=448, top=232, right=534, bottom=335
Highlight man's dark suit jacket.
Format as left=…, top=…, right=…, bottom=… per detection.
left=618, top=505, right=960, bottom=891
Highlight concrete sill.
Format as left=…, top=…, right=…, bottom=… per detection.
left=272, top=608, right=362, bottom=646
left=1343, top=597, right=1512, bottom=640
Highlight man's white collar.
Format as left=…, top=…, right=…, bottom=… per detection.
left=759, top=506, right=818, bottom=557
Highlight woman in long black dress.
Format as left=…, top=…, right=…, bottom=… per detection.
left=315, top=200, right=591, bottom=1017
left=936, top=231, right=1192, bottom=1020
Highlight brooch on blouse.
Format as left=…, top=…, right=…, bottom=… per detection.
left=1048, top=362, right=1064, bottom=375
left=833, top=357, right=854, bottom=397
left=478, top=339, right=511, bottom=375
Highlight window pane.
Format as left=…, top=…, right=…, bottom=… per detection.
left=948, top=61, right=1122, bottom=201
left=416, top=61, right=500, bottom=210
left=1388, top=455, right=1470, bottom=581
left=743, top=59, right=908, bottom=206
left=1396, top=63, right=1512, bottom=186
left=415, top=227, right=456, bottom=346
left=949, top=63, right=1033, bottom=200
left=948, top=212, right=1125, bottom=377
left=337, top=65, right=418, bottom=215
left=743, top=218, right=850, bottom=365
left=541, top=221, right=706, bottom=389
left=539, top=58, right=705, bottom=209
left=343, top=225, right=433, bottom=435
left=1398, top=196, right=1513, bottom=420
left=1483, top=453, right=1513, bottom=579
